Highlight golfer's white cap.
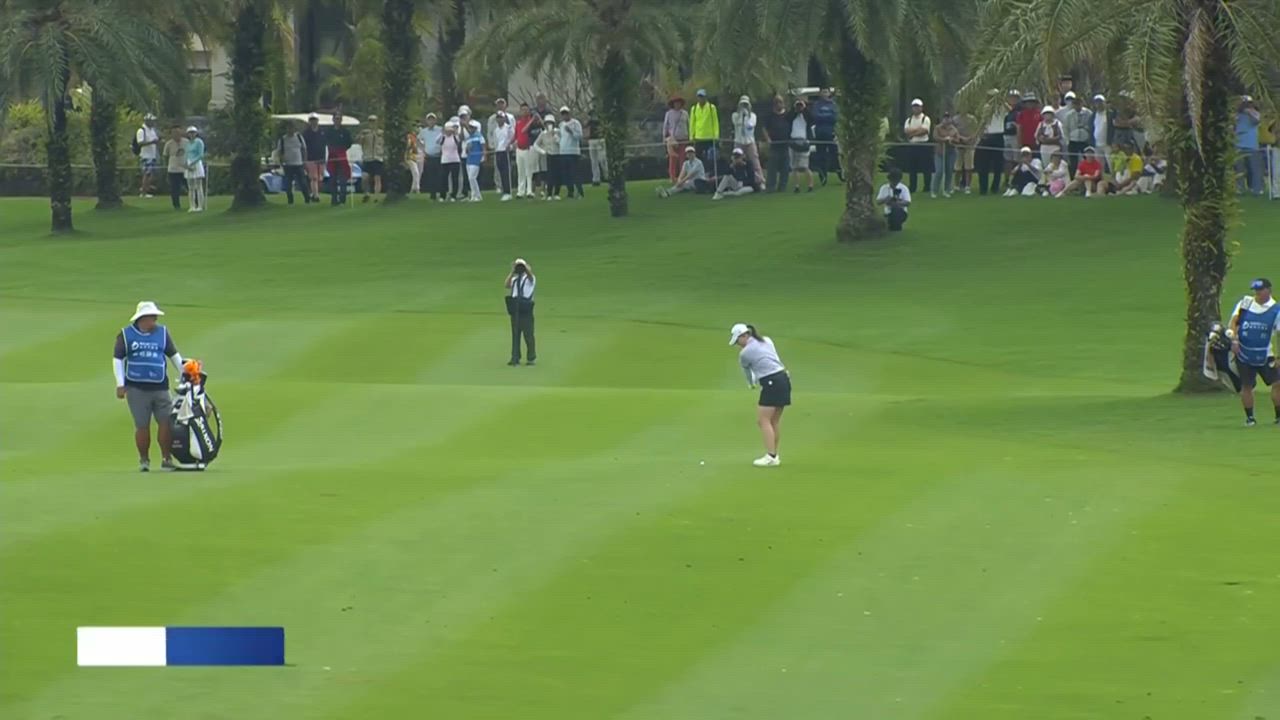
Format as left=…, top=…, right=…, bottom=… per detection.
left=130, top=300, right=165, bottom=322
left=144, top=113, right=157, bottom=120
left=1041, top=106, right=1055, bottom=114
left=732, top=147, right=744, bottom=156
left=185, top=126, right=198, bottom=133
left=1020, top=146, right=1033, bottom=154
left=1243, top=94, right=1255, bottom=103
left=684, top=145, right=696, bottom=153
left=729, top=323, right=750, bottom=345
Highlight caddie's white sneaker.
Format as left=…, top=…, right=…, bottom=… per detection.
left=753, top=454, right=780, bottom=467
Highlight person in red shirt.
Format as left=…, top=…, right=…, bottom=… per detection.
left=1057, top=146, right=1103, bottom=197
left=1016, top=94, right=1042, bottom=151
left=324, top=111, right=353, bottom=205
left=514, top=103, right=538, bottom=199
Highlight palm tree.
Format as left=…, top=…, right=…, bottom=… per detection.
left=228, top=0, right=271, bottom=210
left=461, top=0, right=692, bottom=217
left=0, top=0, right=184, bottom=232
left=961, top=0, right=1280, bottom=391
left=381, top=0, right=419, bottom=202
left=700, top=0, right=974, bottom=242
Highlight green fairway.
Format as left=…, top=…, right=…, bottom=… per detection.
left=3, top=189, right=1280, bottom=719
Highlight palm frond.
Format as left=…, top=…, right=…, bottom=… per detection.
left=1181, top=5, right=1210, bottom=155
left=1219, top=0, right=1280, bottom=113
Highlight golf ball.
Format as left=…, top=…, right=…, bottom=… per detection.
left=699, top=461, right=705, bottom=466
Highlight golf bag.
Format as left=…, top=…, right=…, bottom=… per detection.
left=169, top=363, right=222, bottom=471
left=1202, top=322, right=1242, bottom=392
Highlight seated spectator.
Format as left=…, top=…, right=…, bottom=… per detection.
left=1057, top=146, right=1103, bottom=197
left=1042, top=151, right=1069, bottom=197
left=1136, top=144, right=1167, bottom=194
left=713, top=148, right=761, bottom=200
left=1004, top=147, right=1042, bottom=196
left=1111, top=142, right=1144, bottom=194
left=656, top=146, right=709, bottom=197
left=875, top=168, right=912, bottom=232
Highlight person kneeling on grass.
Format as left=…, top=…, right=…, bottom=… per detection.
left=1057, top=146, right=1103, bottom=197
left=713, top=148, right=761, bottom=200
left=1230, top=278, right=1280, bottom=426
left=1003, top=146, right=1042, bottom=197
left=875, top=168, right=912, bottom=232
left=657, top=146, right=709, bottom=197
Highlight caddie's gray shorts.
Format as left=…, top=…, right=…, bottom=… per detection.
left=126, top=387, right=172, bottom=429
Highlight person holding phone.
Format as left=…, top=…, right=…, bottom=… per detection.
left=505, top=259, right=537, bottom=366
left=875, top=168, right=912, bottom=231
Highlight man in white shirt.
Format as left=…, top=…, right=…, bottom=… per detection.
left=492, top=112, right=515, bottom=201
left=902, top=99, right=932, bottom=193
left=732, top=95, right=764, bottom=187
left=875, top=168, right=912, bottom=231
left=1004, top=146, right=1043, bottom=196
left=136, top=113, right=162, bottom=198
left=505, top=258, right=537, bottom=366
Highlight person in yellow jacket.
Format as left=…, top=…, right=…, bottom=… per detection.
left=689, top=88, right=722, bottom=176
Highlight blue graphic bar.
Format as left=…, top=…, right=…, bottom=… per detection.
left=164, top=626, right=285, bottom=666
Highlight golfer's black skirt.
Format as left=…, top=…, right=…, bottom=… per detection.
left=758, top=371, right=792, bottom=407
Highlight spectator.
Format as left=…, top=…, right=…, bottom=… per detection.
left=463, top=120, right=485, bottom=202
left=1035, top=106, right=1065, bottom=166
left=274, top=121, right=309, bottom=205
left=1000, top=89, right=1023, bottom=184
left=557, top=106, right=585, bottom=199
left=1110, top=141, right=1143, bottom=195
left=530, top=111, right=549, bottom=197
left=1016, top=93, right=1042, bottom=155
left=135, top=113, right=161, bottom=198
left=713, top=147, right=760, bottom=200
left=457, top=106, right=481, bottom=196
left=663, top=96, right=690, bottom=184
left=788, top=98, right=816, bottom=193
left=493, top=111, right=515, bottom=201
left=953, top=109, right=978, bottom=195
left=732, top=95, right=765, bottom=187
left=405, top=127, right=421, bottom=194
left=902, top=98, right=932, bottom=193
left=533, top=93, right=555, bottom=125
left=875, top=168, right=912, bottom=232
left=1091, top=94, right=1114, bottom=170
left=1057, top=146, right=1103, bottom=197
left=486, top=98, right=512, bottom=145
left=417, top=113, right=442, bottom=199
left=357, top=115, right=385, bottom=203
left=302, top=114, right=327, bottom=203
left=931, top=111, right=959, bottom=198
left=161, top=126, right=186, bottom=211
left=534, top=114, right=559, bottom=199
left=1137, top=144, right=1167, bottom=194
left=974, top=90, right=1014, bottom=196
left=1262, top=111, right=1278, bottom=197
left=1043, top=151, right=1069, bottom=196
left=1059, top=92, right=1093, bottom=176
left=438, top=121, right=463, bottom=202
left=514, top=104, right=537, bottom=199
left=1004, top=146, right=1042, bottom=197
left=763, top=96, right=791, bottom=193
left=1112, top=95, right=1142, bottom=156
left=183, top=126, right=206, bottom=212
left=656, top=146, right=708, bottom=197
left=689, top=89, right=721, bottom=175
left=811, top=87, right=841, bottom=185
left=324, top=112, right=353, bottom=206
left=1237, top=95, right=1264, bottom=195
left=1055, top=74, right=1075, bottom=108
left=586, top=109, right=606, bottom=186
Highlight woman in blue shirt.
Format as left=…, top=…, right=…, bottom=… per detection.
left=183, top=126, right=206, bottom=212
left=464, top=127, right=485, bottom=202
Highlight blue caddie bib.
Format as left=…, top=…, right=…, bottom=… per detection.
left=1236, top=302, right=1280, bottom=367
left=123, top=324, right=168, bottom=384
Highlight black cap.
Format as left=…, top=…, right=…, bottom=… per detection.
left=1252, top=278, right=1272, bottom=290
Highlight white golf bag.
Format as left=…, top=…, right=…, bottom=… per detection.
left=1203, top=321, right=1242, bottom=392
left=169, top=369, right=223, bottom=471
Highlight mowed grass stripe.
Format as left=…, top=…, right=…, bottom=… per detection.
left=324, top=395, right=901, bottom=720
left=14, top=386, right=722, bottom=719
left=943, top=464, right=1280, bottom=718
left=619, top=443, right=1191, bottom=720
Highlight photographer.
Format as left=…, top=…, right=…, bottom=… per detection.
left=875, top=168, right=912, bottom=232
left=505, top=259, right=537, bottom=366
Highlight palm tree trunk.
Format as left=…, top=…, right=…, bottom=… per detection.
left=48, top=75, right=74, bottom=234
left=230, top=0, right=269, bottom=211
left=833, top=21, right=888, bottom=242
left=435, top=0, right=467, bottom=111
left=1173, top=5, right=1234, bottom=392
left=382, top=0, right=417, bottom=202
left=91, top=94, right=123, bottom=210
left=599, top=49, right=632, bottom=218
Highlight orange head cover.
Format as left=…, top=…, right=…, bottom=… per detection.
left=182, top=359, right=203, bottom=381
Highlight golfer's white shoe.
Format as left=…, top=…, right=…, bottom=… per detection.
left=753, top=454, right=780, bottom=467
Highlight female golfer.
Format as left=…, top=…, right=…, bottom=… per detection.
left=730, top=323, right=790, bottom=466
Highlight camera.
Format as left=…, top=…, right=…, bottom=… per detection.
left=513, top=262, right=527, bottom=275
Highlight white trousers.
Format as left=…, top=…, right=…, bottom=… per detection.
left=516, top=148, right=534, bottom=197
left=466, top=164, right=482, bottom=200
